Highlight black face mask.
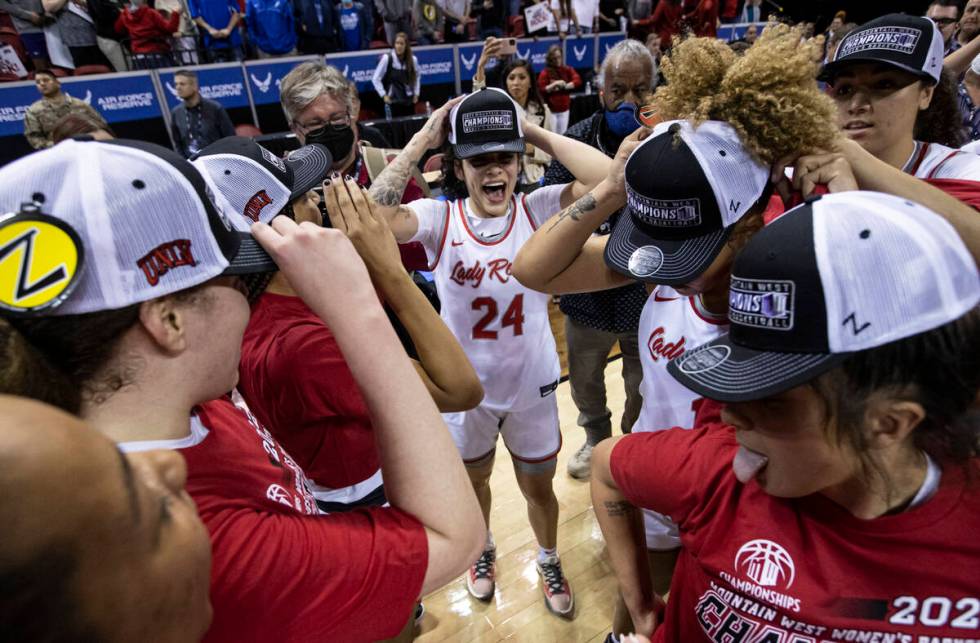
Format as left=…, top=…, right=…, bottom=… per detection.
left=304, top=125, right=355, bottom=166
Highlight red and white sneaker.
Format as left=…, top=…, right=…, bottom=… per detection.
left=536, top=554, right=574, bottom=618
left=466, top=547, right=496, bottom=601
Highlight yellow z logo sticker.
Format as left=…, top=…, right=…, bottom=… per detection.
left=0, top=214, right=83, bottom=315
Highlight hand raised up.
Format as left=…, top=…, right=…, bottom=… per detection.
left=324, top=175, right=403, bottom=284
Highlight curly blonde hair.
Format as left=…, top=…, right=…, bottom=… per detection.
left=655, top=22, right=838, bottom=164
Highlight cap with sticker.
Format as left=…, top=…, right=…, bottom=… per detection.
left=820, top=13, right=944, bottom=84
left=605, top=119, right=769, bottom=285
left=667, top=191, right=980, bottom=403
left=449, top=88, right=526, bottom=160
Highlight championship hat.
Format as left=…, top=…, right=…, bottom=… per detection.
left=605, top=120, right=770, bottom=286
left=448, top=88, right=526, bottom=159
left=667, top=191, right=980, bottom=402
left=0, top=138, right=276, bottom=317
left=193, top=136, right=332, bottom=225
left=820, top=13, right=944, bottom=84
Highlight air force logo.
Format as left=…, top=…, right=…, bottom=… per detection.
left=573, top=44, right=587, bottom=61
left=461, top=52, right=477, bottom=71
left=251, top=72, right=273, bottom=94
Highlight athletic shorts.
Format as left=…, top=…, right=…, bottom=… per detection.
left=643, top=508, right=680, bottom=550
left=443, top=395, right=561, bottom=463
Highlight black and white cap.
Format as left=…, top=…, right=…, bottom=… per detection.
left=0, top=138, right=276, bottom=317
left=667, top=191, right=980, bottom=402
left=193, top=136, right=331, bottom=227
left=821, top=13, right=944, bottom=84
left=605, top=119, right=770, bottom=286
left=448, top=88, right=526, bottom=159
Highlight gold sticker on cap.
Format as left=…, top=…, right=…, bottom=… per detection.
left=0, top=213, right=84, bottom=315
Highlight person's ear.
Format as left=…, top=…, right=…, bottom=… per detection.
left=918, top=81, right=936, bottom=111
left=863, top=395, right=926, bottom=453
left=454, top=159, right=465, bottom=182
left=138, top=297, right=189, bottom=355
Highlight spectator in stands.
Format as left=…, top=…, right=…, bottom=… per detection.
left=959, top=54, right=980, bottom=142
left=627, top=0, right=650, bottom=22
left=294, top=0, right=338, bottom=53
left=598, top=0, right=626, bottom=32
left=927, top=0, right=960, bottom=55
left=824, top=20, right=854, bottom=62
left=574, top=0, right=599, bottom=33
left=51, top=111, right=114, bottom=143
left=538, top=43, right=580, bottom=134
left=23, top=70, right=108, bottom=149
left=169, top=68, right=235, bottom=158
left=548, top=0, right=580, bottom=37
left=540, top=38, right=653, bottom=481
left=113, top=0, right=180, bottom=69
left=348, top=79, right=392, bottom=147
left=245, top=0, right=297, bottom=57
left=647, top=0, right=682, bottom=44
left=372, top=31, right=420, bottom=118
left=378, top=0, right=412, bottom=44
left=154, top=0, right=199, bottom=64
left=733, top=22, right=756, bottom=45
left=42, top=0, right=113, bottom=68
left=955, top=0, right=980, bottom=53
left=503, top=59, right=555, bottom=185
left=471, top=36, right=515, bottom=91
left=86, top=0, right=127, bottom=71
left=188, top=0, right=242, bottom=62
left=738, top=0, right=761, bottom=23
left=687, top=0, right=718, bottom=37
left=413, top=0, right=443, bottom=45
left=337, top=0, right=370, bottom=52
left=439, top=0, right=472, bottom=43
left=0, top=397, right=214, bottom=643
left=472, top=0, right=503, bottom=38
left=0, top=0, right=50, bottom=71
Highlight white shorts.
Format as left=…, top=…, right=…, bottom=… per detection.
left=643, top=508, right=680, bottom=550
left=443, top=395, right=561, bottom=463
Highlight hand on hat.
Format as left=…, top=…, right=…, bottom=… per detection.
left=770, top=143, right=858, bottom=203
left=324, top=174, right=402, bottom=285
left=417, top=95, right=465, bottom=150
left=606, top=127, right=652, bottom=197
left=250, top=213, right=374, bottom=325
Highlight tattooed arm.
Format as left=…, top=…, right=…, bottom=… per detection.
left=369, top=96, right=463, bottom=243
left=591, top=437, right=661, bottom=638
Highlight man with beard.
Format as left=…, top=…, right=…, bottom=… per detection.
left=539, top=39, right=655, bottom=480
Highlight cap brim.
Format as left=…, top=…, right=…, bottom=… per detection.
left=819, top=56, right=937, bottom=84
left=222, top=232, right=278, bottom=276
left=604, top=212, right=732, bottom=285
left=285, top=144, right=333, bottom=200
left=666, top=333, right=849, bottom=403
left=453, top=139, right=525, bottom=159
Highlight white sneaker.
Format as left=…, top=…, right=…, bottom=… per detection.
left=466, top=547, right=496, bottom=601
left=537, top=554, right=574, bottom=618
left=566, top=442, right=593, bottom=479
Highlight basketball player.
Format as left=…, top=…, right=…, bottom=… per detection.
left=367, top=88, right=615, bottom=616
left=592, top=190, right=980, bottom=641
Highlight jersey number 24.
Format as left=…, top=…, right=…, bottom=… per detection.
left=472, top=295, right=524, bottom=340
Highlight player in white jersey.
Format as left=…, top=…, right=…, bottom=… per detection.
left=368, top=87, right=616, bottom=617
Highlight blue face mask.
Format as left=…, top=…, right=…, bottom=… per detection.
left=605, top=102, right=640, bottom=137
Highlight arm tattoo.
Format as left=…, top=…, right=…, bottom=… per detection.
left=369, top=146, right=422, bottom=208
left=547, top=192, right=597, bottom=232
left=603, top=500, right=633, bottom=518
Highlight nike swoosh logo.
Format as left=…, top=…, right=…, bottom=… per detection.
left=451, top=240, right=464, bottom=246
left=653, top=293, right=679, bottom=302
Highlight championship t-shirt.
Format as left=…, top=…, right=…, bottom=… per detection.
left=610, top=425, right=980, bottom=643
left=121, top=394, right=427, bottom=643
left=238, top=292, right=380, bottom=492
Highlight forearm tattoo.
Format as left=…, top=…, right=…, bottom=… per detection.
left=603, top=500, right=634, bottom=518
left=547, top=192, right=597, bottom=233
left=369, top=132, right=431, bottom=207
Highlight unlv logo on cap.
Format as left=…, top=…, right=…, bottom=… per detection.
left=137, top=239, right=196, bottom=286
left=244, top=190, right=274, bottom=222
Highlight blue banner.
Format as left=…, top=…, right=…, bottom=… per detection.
left=59, top=73, right=161, bottom=124
left=457, top=42, right=492, bottom=82
left=159, top=64, right=250, bottom=111
left=327, top=50, right=384, bottom=92
left=597, top=32, right=626, bottom=61
left=414, top=46, right=455, bottom=85
left=717, top=22, right=765, bottom=42
left=0, top=83, right=41, bottom=138
left=245, top=55, right=317, bottom=105
left=564, top=35, right=595, bottom=71
left=516, top=37, right=560, bottom=72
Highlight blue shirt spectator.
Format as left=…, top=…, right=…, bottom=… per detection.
left=188, top=0, right=242, bottom=50
left=245, top=0, right=297, bottom=55
left=294, top=0, right=338, bottom=53
left=338, top=0, right=369, bottom=51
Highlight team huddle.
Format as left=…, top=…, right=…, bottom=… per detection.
left=1, top=11, right=979, bottom=643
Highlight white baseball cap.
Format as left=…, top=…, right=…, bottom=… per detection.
left=0, top=138, right=277, bottom=317
left=667, top=191, right=980, bottom=402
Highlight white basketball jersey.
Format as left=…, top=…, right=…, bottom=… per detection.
left=431, top=196, right=560, bottom=412
left=905, top=140, right=980, bottom=180
left=632, top=287, right=728, bottom=434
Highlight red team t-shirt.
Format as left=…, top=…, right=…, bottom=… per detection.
left=132, top=395, right=428, bottom=643
left=238, top=292, right=380, bottom=490
left=610, top=425, right=980, bottom=643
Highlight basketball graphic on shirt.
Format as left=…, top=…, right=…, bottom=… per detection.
left=735, top=539, right=796, bottom=589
